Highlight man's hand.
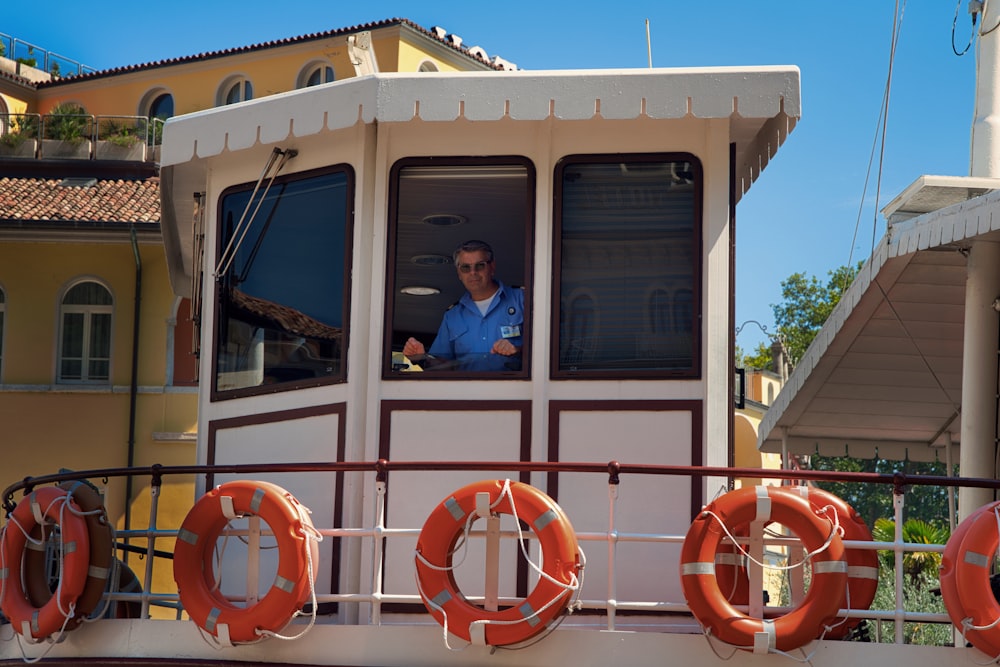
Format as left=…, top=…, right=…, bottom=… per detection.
left=403, top=337, right=426, bottom=358
left=492, top=339, right=518, bottom=356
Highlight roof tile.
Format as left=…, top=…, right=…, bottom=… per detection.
left=0, top=176, right=160, bottom=224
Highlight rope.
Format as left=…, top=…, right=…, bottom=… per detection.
left=414, top=479, right=583, bottom=651
left=197, top=496, right=323, bottom=647
left=699, top=503, right=841, bottom=573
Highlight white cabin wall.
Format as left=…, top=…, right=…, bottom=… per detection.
left=701, top=118, right=737, bottom=476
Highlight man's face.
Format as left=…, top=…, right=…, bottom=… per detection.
left=455, top=249, right=495, bottom=295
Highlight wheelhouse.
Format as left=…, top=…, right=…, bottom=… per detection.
left=159, top=67, right=800, bottom=619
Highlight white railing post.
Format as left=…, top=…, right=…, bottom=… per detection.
left=607, top=480, right=619, bottom=631
left=893, top=490, right=905, bottom=644
left=370, top=479, right=387, bottom=625
left=142, top=479, right=160, bottom=620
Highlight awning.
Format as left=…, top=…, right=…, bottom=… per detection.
left=159, top=67, right=801, bottom=296
left=758, top=176, right=1000, bottom=462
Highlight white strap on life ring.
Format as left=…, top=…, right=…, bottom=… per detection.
left=754, top=486, right=771, bottom=522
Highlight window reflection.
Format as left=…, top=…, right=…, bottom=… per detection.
left=555, top=156, right=701, bottom=377
left=215, top=167, right=353, bottom=395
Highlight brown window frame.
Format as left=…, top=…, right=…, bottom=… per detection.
left=551, top=152, right=703, bottom=380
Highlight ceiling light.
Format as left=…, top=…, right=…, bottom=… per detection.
left=400, top=285, right=440, bottom=296
left=421, top=213, right=466, bottom=226
left=410, top=254, right=452, bottom=265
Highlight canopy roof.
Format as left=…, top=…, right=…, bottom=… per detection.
left=758, top=176, right=1000, bottom=462
left=160, top=67, right=800, bottom=296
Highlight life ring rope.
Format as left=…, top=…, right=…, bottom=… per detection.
left=255, top=503, right=323, bottom=642
left=415, top=479, right=583, bottom=593
left=180, top=483, right=324, bottom=648
left=703, top=494, right=866, bottom=643
left=4, top=493, right=80, bottom=622
left=958, top=506, right=1000, bottom=637
left=1, top=490, right=82, bottom=662
left=681, top=485, right=849, bottom=655
left=414, top=479, right=584, bottom=651
left=61, top=482, right=118, bottom=626
left=698, top=504, right=841, bottom=573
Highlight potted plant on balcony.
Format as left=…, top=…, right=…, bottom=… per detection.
left=41, top=103, right=91, bottom=159
left=0, top=114, right=39, bottom=158
left=96, top=119, right=146, bottom=161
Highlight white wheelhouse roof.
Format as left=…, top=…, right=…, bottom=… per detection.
left=758, top=177, right=1000, bottom=462
left=159, top=67, right=800, bottom=296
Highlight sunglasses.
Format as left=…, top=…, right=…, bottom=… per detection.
left=457, top=261, right=490, bottom=273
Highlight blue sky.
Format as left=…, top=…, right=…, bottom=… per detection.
left=4, top=2, right=978, bottom=350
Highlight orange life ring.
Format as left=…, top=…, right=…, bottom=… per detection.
left=680, top=485, right=847, bottom=653
left=712, top=487, right=877, bottom=639
left=802, top=487, right=877, bottom=639
left=415, top=479, right=581, bottom=647
left=24, top=480, right=115, bottom=630
left=172, top=480, right=318, bottom=644
left=0, top=486, right=91, bottom=640
left=106, top=559, right=143, bottom=620
left=939, top=501, right=1000, bottom=656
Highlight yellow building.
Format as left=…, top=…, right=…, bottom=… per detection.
left=0, top=18, right=504, bottom=608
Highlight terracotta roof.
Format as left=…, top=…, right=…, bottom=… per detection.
left=230, top=288, right=342, bottom=341
left=0, top=176, right=160, bottom=224
left=38, top=18, right=499, bottom=89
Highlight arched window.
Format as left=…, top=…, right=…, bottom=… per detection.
left=219, top=76, right=253, bottom=106
left=148, top=92, right=174, bottom=120
left=298, top=62, right=335, bottom=88
left=562, top=293, right=597, bottom=366
left=418, top=61, right=439, bottom=72
left=649, top=288, right=671, bottom=334
left=0, top=96, right=8, bottom=136
left=58, top=281, right=112, bottom=383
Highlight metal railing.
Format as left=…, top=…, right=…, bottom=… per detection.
left=0, top=32, right=95, bottom=79
left=0, top=113, right=163, bottom=161
left=0, top=460, right=977, bottom=646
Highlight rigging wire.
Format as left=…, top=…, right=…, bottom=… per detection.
left=845, top=0, right=906, bottom=294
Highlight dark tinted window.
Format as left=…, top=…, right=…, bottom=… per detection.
left=214, top=166, right=353, bottom=396
left=554, top=155, right=701, bottom=378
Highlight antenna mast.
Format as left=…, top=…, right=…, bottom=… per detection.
left=646, top=19, right=652, bottom=68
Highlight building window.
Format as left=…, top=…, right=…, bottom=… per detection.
left=418, top=61, right=439, bottom=72
left=299, top=62, right=335, bottom=88
left=553, top=154, right=702, bottom=378
left=58, top=281, right=113, bottom=383
left=384, top=157, right=534, bottom=378
left=148, top=92, right=174, bottom=120
left=219, top=76, right=253, bottom=106
left=214, top=165, right=354, bottom=398
left=0, top=286, right=5, bottom=380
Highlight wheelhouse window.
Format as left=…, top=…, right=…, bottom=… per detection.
left=0, top=287, right=5, bottom=380
left=384, top=158, right=534, bottom=378
left=553, top=154, right=701, bottom=378
left=59, top=281, right=112, bottom=383
left=214, top=165, right=353, bottom=398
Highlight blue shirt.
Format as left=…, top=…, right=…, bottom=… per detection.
left=427, top=281, right=524, bottom=371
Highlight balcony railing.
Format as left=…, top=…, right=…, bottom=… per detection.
left=0, top=113, right=163, bottom=162
left=0, top=31, right=96, bottom=80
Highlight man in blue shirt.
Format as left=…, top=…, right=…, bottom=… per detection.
left=403, top=240, right=524, bottom=371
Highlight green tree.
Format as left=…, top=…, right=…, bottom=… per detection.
left=771, top=262, right=862, bottom=364
left=809, top=455, right=953, bottom=528
left=871, top=518, right=949, bottom=581
left=736, top=342, right=771, bottom=370
left=867, top=568, right=951, bottom=645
